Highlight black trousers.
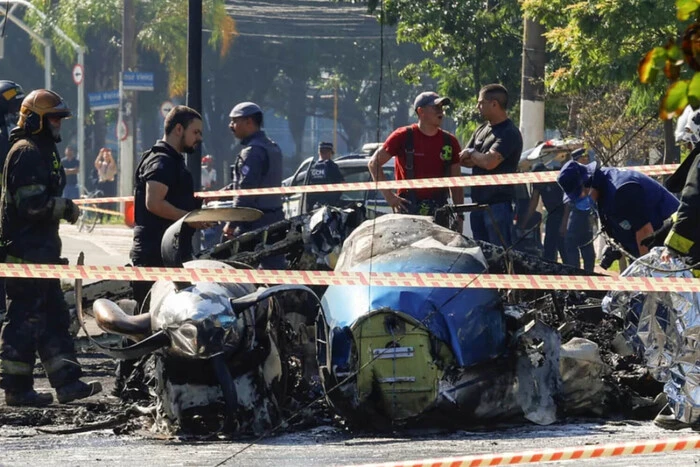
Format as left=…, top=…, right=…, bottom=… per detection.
left=0, top=278, right=81, bottom=392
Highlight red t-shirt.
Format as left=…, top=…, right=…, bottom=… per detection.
left=383, top=124, right=461, bottom=199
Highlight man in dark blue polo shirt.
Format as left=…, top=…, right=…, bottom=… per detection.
left=558, top=160, right=679, bottom=259
left=460, top=84, right=523, bottom=247
left=305, top=141, right=344, bottom=211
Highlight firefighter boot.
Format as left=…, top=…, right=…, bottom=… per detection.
left=5, top=389, right=53, bottom=407
left=56, top=380, right=102, bottom=404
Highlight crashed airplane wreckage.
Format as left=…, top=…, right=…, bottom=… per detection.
left=76, top=205, right=661, bottom=433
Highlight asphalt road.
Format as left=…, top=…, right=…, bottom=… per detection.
left=1, top=224, right=697, bottom=466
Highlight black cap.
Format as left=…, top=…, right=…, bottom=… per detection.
left=319, top=141, right=334, bottom=152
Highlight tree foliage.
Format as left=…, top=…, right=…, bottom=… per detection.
left=521, top=0, right=678, bottom=93
left=364, top=0, right=524, bottom=128
left=637, top=2, right=700, bottom=119
left=22, top=0, right=236, bottom=96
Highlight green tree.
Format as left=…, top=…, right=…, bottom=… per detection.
left=18, top=0, right=235, bottom=158
left=358, top=0, right=524, bottom=129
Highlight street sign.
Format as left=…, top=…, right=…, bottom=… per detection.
left=72, top=64, right=84, bottom=86
left=116, top=119, right=128, bottom=142
left=160, top=100, right=174, bottom=118
left=88, top=90, right=119, bottom=111
left=122, top=71, right=154, bottom=91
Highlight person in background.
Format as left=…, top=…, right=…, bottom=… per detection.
left=94, top=147, right=118, bottom=220
left=460, top=84, right=523, bottom=247
left=563, top=149, right=596, bottom=271
left=201, top=154, right=217, bottom=191
left=224, top=101, right=285, bottom=268
left=305, top=141, right=345, bottom=211
left=61, top=145, right=79, bottom=200
left=368, top=91, right=463, bottom=230
left=519, top=162, right=568, bottom=263
left=557, top=157, right=679, bottom=264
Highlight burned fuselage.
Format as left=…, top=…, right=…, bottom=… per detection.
left=316, top=214, right=614, bottom=428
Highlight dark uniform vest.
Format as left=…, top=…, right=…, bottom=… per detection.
left=232, top=131, right=283, bottom=212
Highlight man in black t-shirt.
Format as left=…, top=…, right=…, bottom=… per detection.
left=460, top=84, right=523, bottom=247
left=61, top=145, right=79, bottom=199
left=305, top=141, right=345, bottom=211
left=130, top=106, right=204, bottom=310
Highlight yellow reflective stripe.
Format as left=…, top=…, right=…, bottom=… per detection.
left=665, top=229, right=695, bottom=255
left=5, top=255, right=24, bottom=264
left=42, top=354, right=77, bottom=375
left=693, top=269, right=700, bottom=279
left=671, top=212, right=679, bottom=222
left=0, top=359, right=33, bottom=375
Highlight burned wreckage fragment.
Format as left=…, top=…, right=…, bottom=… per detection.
left=85, top=205, right=662, bottom=434
left=89, top=207, right=324, bottom=434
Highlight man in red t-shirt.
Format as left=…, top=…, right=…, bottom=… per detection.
left=368, top=91, right=463, bottom=227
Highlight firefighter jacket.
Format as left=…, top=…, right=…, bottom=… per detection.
left=0, top=128, right=67, bottom=263
left=665, top=146, right=700, bottom=262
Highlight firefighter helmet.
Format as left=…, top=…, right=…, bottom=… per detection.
left=17, top=89, right=72, bottom=135
left=0, top=80, right=25, bottom=116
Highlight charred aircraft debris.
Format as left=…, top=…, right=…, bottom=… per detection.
left=54, top=205, right=665, bottom=435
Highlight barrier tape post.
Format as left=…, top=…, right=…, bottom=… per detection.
left=347, top=436, right=700, bottom=467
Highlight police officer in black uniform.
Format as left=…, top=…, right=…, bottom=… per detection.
left=305, top=141, right=344, bottom=211
left=0, top=89, right=102, bottom=406
left=130, top=105, right=204, bottom=310
left=223, top=102, right=284, bottom=269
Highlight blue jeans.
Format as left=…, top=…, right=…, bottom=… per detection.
left=471, top=202, right=514, bottom=248
left=565, top=209, right=595, bottom=271
left=543, top=210, right=568, bottom=263
left=63, top=184, right=79, bottom=200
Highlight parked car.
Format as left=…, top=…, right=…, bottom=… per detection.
left=283, top=153, right=474, bottom=237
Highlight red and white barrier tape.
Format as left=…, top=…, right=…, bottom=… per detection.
left=72, top=163, right=680, bottom=205
left=348, top=436, right=700, bottom=467
left=2, top=263, right=699, bottom=292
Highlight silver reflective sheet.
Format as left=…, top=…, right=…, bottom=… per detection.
left=603, top=247, right=700, bottom=423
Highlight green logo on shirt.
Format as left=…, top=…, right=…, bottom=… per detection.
left=440, top=145, right=452, bottom=161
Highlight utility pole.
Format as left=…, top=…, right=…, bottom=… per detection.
left=118, top=0, right=137, bottom=198
left=187, top=0, right=202, bottom=192
left=519, top=17, right=546, bottom=151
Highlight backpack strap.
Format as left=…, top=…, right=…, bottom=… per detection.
left=404, top=127, right=418, bottom=205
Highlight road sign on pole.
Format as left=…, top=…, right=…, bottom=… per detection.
left=121, top=71, right=154, bottom=91
left=72, top=63, right=84, bottom=86
left=88, top=90, right=120, bottom=111
left=116, top=119, right=128, bottom=142
left=160, top=100, right=174, bottom=118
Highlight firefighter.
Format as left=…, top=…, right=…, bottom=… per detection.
left=0, top=89, right=102, bottom=406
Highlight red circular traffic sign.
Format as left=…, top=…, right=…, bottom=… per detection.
left=72, top=64, right=84, bottom=86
